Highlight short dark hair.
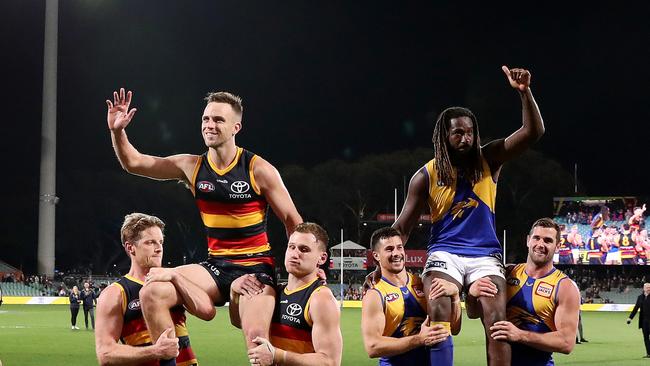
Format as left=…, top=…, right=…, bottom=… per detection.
left=370, top=227, right=401, bottom=251
left=530, top=218, right=561, bottom=244
left=294, top=222, right=329, bottom=251
left=204, top=91, right=243, bottom=116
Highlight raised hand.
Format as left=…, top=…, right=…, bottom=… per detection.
left=106, top=87, right=137, bottom=131
left=502, top=66, right=531, bottom=91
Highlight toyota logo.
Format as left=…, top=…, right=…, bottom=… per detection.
left=230, top=181, right=250, bottom=194
left=286, top=303, right=303, bottom=316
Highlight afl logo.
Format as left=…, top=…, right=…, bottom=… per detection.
left=385, top=293, right=400, bottom=302
left=286, top=303, right=303, bottom=316
left=231, top=181, right=250, bottom=194
left=197, top=181, right=215, bottom=193
left=128, top=299, right=141, bottom=311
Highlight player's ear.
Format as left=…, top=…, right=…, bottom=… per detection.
left=318, top=252, right=328, bottom=266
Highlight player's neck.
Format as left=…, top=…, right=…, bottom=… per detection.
left=208, top=142, right=239, bottom=169
left=524, top=261, right=554, bottom=278
left=287, top=271, right=318, bottom=291
left=126, top=265, right=149, bottom=283
left=381, top=268, right=408, bottom=287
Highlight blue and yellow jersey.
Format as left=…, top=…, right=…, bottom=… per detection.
left=372, top=272, right=429, bottom=365
left=506, top=264, right=568, bottom=366
left=424, top=157, right=501, bottom=257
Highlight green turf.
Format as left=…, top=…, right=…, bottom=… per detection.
left=0, top=305, right=646, bottom=365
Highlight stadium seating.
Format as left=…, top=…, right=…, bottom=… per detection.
left=0, top=282, right=41, bottom=296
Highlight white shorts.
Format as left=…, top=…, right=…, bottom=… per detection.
left=605, top=251, right=621, bottom=263
left=553, top=252, right=559, bottom=264
left=422, top=251, right=505, bottom=286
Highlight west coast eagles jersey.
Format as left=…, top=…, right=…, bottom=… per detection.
left=506, top=264, right=569, bottom=366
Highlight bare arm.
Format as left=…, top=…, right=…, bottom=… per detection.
left=482, top=67, right=544, bottom=173
left=393, top=168, right=429, bottom=244
left=361, top=290, right=447, bottom=358
left=106, top=88, right=198, bottom=181
left=490, top=278, right=580, bottom=354
left=95, top=285, right=179, bottom=366
left=253, top=157, right=302, bottom=238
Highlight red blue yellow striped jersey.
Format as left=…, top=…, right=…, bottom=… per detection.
left=191, top=147, right=270, bottom=260
left=424, top=157, right=501, bottom=257
left=113, top=275, right=197, bottom=366
left=270, top=278, right=327, bottom=354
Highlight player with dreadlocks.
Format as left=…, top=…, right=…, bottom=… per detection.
left=371, top=66, right=544, bottom=366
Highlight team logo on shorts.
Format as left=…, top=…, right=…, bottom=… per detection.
left=425, top=259, right=447, bottom=270
left=197, top=181, right=215, bottom=193
left=128, top=299, right=141, bottom=311
left=385, top=293, right=400, bottom=302
left=535, top=282, right=554, bottom=298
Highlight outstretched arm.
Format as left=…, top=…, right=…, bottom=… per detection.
left=106, top=88, right=198, bottom=181
left=95, top=285, right=179, bottom=366
left=490, top=278, right=579, bottom=354
left=253, top=157, right=302, bottom=238
left=393, top=168, right=429, bottom=244
left=483, top=67, right=545, bottom=172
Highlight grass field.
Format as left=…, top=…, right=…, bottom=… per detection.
left=0, top=304, right=646, bottom=365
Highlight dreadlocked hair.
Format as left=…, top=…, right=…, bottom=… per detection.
left=431, top=106, right=483, bottom=186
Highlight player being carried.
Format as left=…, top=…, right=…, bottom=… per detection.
left=106, top=89, right=302, bottom=365
left=369, top=66, right=545, bottom=365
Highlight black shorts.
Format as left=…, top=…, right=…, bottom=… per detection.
left=199, top=256, right=276, bottom=306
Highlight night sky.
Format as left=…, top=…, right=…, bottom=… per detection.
left=2, top=1, right=649, bottom=273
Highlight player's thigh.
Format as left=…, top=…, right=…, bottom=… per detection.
left=239, top=284, right=276, bottom=332
left=174, top=263, right=222, bottom=303
left=422, top=251, right=464, bottom=286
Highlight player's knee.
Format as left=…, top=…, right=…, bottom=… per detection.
left=139, top=282, right=172, bottom=306
left=243, top=324, right=268, bottom=344
left=427, top=298, right=451, bottom=320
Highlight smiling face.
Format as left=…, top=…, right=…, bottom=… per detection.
left=201, top=102, right=241, bottom=149
left=284, top=231, right=327, bottom=278
left=125, top=226, right=164, bottom=270
left=373, top=235, right=406, bottom=275
left=527, top=226, right=559, bottom=266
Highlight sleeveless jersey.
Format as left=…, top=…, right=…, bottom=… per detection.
left=191, top=147, right=272, bottom=264
left=558, top=234, right=571, bottom=256
left=587, top=236, right=602, bottom=260
left=424, top=157, right=501, bottom=257
left=270, top=278, right=327, bottom=354
left=113, top=275, right=197, bottom=366
left=619, top=232, right=636, bottom=259
left=506, top=264, right=569, bottom=366
left=372, top=272, right=430, bottom=365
